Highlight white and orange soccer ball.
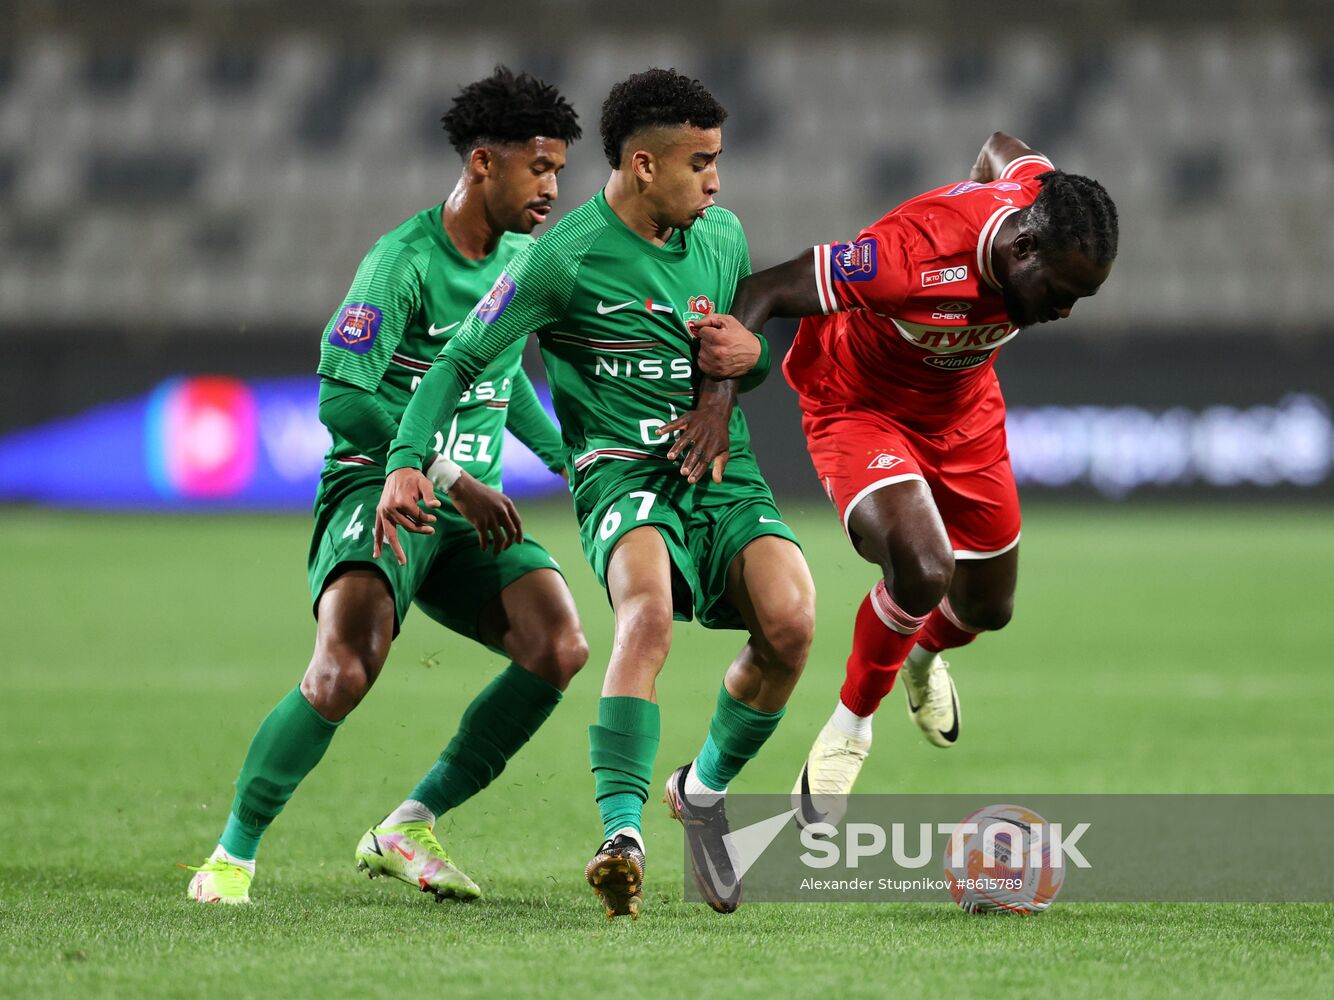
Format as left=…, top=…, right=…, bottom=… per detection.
left=943, top=804, right=1065, bottom=914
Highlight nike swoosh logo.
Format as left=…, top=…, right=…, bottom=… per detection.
left=907, top=686, right=960, bottom=744
left=596, top=300, right=636, bottom=314
left=758, top=516, right=784, bottom=525
left=428, top=322, right=460, bottom=336
left=700, top=843, right=738, bottom=895
left=797, top=764, right=828, bottom=826
left=994, top=197, right=1015, bottom=204
left=940, top=688, right=960, bottom=743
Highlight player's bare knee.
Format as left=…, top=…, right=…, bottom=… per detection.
left=885, top=549, right=954, bottom=616
left=300, top=656, right=371, bottom=719
left=758, top=606, right=814, bottom=679
left=305, top=633, right=384, bottom=715
left=525, top=628, right=589, bottom=690
left=615, top=594, right=674, bottom=663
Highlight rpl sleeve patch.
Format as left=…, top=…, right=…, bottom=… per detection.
left=831, top=239, right=879, bottom=282
left=327, top=303, right=383, bottom=354
left=475, top=272, right=517, bottom=325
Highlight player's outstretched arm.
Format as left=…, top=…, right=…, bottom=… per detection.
left=731, top=253, right=824, bottom=332
left=689, top=253, right=821, bottom=382
left=969, top=131, right=1040, bottom=183
left=376, top=326, right=510, bottom=564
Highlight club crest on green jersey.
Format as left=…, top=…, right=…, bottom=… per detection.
left=684, top=294, right=714, bottom=324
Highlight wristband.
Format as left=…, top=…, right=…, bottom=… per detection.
left=425, top=455, right=464, bottom=493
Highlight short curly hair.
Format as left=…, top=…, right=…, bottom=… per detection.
left=599, top=68, right=727, bottom=167
left=441, top=65, right=582, bottom=158
left=1024, top=170, right=1119, bottom=265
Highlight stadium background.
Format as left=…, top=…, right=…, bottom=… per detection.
left=3, top=3, right=1332, bottom=997
left=3, top=0, right=1333, bottom=504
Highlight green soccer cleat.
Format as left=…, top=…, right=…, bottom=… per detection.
left=354, top=822, right=481, bottom=902
left=185, top=859, right=253, bottom=904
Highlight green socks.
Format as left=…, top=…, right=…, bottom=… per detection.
left=693, top=684, right=786, bottom=792
left=221, top=687, right=342, bottom=860
left=409, top=663, right=563, bottom=817
left=589, top=696, right=661, bottom=839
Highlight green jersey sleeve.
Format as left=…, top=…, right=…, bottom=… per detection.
left=738, top=334, right=771, bottom=392
left=317, top=377, right=399, bottom=456
left=387, top=238, right=576, bottom=473
left=317, top=240, right=425, bottom=391
left=506, top=369, right=565, bottom=472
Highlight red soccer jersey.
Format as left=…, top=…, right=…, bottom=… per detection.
left=783, top=153, right=1055, bottom=436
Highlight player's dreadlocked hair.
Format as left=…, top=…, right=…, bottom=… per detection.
left=441, top=65, right=582, bottom=158
left=599, top=68, right=727, bottom=167
left=1024, top=170, right=1120, bottom=265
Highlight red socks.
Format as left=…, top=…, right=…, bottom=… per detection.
left=916, top=596, right=982, bottom=654
left=839, top=581, right=931, bottom=717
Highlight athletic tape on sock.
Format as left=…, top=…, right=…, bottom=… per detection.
left=869, top=580, right=932, bottom=635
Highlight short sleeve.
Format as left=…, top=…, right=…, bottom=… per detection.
left=317, top=240, right=423, bottom=391
left=998, top=153, right=1055, bottom=184
left=811, top=218, right=918, bottom=316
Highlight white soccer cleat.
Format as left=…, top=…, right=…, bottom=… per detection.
left=903, top=653, right=960, bottom=748
left=791, top=720, right=871, bottom=831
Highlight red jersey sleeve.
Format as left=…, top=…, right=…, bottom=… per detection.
left=997, top=152, right=1055, bottom=184
left=811, top=216, right=919, bottom=316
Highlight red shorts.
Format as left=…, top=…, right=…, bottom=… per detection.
left=800, top=400, right=1021, bottom=560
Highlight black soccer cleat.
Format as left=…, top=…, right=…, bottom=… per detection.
left=584, top=833, right=646, bottom=920
left=663, top=763, right=742, bottom=914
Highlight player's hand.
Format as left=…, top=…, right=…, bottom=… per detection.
left=445, top=472, right=523, bottom=555
left=373, top=468, right=441, bottom=566
left=658, top=379, right=735, bottom=484
left=690, top=313, right=761, bottom=379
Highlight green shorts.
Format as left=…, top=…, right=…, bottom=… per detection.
left=307, top=480, right=562, bottom=650
left=574, top=449, right=800, bottom=630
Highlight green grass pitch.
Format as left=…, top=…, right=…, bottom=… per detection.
left=2, top=502, right=1331, bottom=998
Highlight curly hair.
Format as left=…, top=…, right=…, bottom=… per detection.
left=1025, top=170, right=1119, bottom=265
left=599, top=68, right=727, bottom=167
left=441, top=65, right=582, bottom=158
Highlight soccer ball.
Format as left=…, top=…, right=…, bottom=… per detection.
left=943, top=804, right=1065, bottom=914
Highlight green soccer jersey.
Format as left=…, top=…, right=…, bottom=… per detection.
left=317, top=204, right=564, bottom=496
left=388, top=192, right=767, bottom=488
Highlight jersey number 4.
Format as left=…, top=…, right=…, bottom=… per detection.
left=342, top=503, right=366, bottom=541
